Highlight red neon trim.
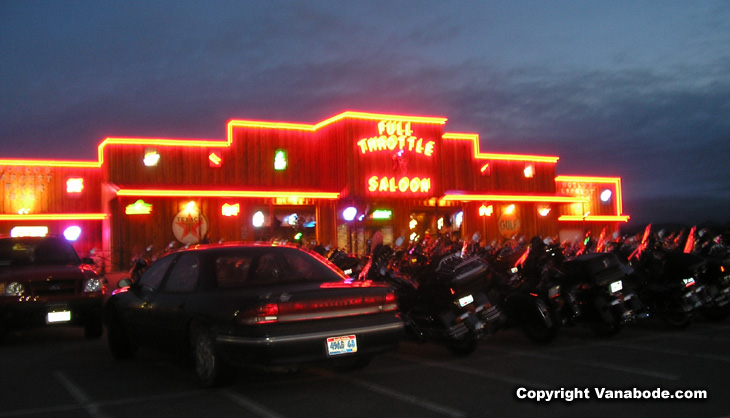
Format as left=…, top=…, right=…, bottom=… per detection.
left=98, top=137, right=228, bottom=166
left=0, top=159, right=100, bottom=168
left=555, top=175, right=626, bottom=220
left=0, top=213, right=107, bottom=221
left=442, top=133, right=560, bottom=163
left=558, top=215, right=630, bottom=222
left=1, top=112, right=447, bottom=168
left=228, top=111, right=448, bottom=134
left=116, top=189, right=340, bottom=199
left=442, top=193, right=586, bottom=203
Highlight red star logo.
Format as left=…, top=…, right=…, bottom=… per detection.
left=175, top=215, right=201, bottom=240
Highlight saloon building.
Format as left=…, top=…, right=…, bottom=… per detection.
left=0, top=110, right=629, bottom=270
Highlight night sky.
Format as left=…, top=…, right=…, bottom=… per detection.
left=2, top=1, right=729, bottom=228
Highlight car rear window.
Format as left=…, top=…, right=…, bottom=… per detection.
left=214, top=247, right=344, bottom=288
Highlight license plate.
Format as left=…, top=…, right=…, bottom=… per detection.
left=326, top=335, right=357, bottom=356
left=46, top=310, right=71, bottom=323
left=458, top=294, right=474, bottom=307
left=609, top=280, right=623, bottom=293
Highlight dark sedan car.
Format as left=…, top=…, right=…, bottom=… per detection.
left=104, top=243, right=403, bottom=386
left=0, top=235, right=105, bottom=340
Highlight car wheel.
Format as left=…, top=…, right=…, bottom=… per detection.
left=192, top=328, right=227, bottom=387
left=84, top=316, right=103, bottom=339
left=107, top=314, right=137, bottom=360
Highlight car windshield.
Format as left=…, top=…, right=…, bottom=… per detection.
left=0, top=237, right=81, bottom=267
left=215, top=247, right=345, bottom=288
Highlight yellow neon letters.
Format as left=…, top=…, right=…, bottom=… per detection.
left=357, top=120, right=435, bottom=156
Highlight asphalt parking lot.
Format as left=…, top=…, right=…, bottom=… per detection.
left=1, top=312, right=729, bottom=418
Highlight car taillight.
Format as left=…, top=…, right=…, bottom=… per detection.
left=238, top=303, right=280, bottom=325
left=238, top=292, right=397, bottom=325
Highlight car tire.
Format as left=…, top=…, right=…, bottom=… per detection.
left=192, top=327, right=227, bottom=387
left=107, top=314, right=137, bottom=360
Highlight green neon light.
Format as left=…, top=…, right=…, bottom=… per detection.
left=372, top=210, right=392, bottom=219
left=274, top=149, right=287, bottom=171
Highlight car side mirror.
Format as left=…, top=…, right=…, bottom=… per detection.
left=117, top=278, right=133, bottom=288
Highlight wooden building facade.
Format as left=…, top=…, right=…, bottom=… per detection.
left=0, top=111, right=629, bottom=271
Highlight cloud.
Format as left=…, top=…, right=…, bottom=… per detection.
left=2, top=1, right=729, bottom=226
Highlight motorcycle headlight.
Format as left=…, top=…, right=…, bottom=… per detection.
left=83, top=277, right=103, bottom=293
left=2, top=281, right=25, bottom=296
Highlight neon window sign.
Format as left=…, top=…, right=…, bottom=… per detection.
left=209, top=151, right=222, bottom=167
left=11, top=226, right=49, bottom=237
left=274, top=149, right=287, bottom=170
left=367, top=176, right=431, bottom=194
left=66, top=178, right=84, bottom=193
left=125, top=200, right=153, bottom=215
left=222, top=203, right=240, bottom=217
left=143, top=149, right=160, bottom=167
left=371, top=210, right=392, bottom=219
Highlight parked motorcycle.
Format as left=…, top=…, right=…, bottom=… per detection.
left=515, top=238, right=644, bottom=337
left=625, top=245, right=707, bottom=328
left=484, top=264, right=558, bottom=343
left=694, top=236, right=730, bottom=320
left=129, top=245, right=153, bottom=282
left=365, top=246, right=501, bottom=356
left=128, top=242, right=178, bottom=282
left=328, top=249, right=364, bottom=279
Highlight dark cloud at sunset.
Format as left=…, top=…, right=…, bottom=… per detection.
left=1, top=0, right=729, bottom=227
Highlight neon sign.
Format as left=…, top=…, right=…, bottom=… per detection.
left=274, top=149, right=287, bottom=170
left=66, top=178, right=84, bottom=193
left=208, top=151, right=222, bottom=167
left=221, top=203, right=240, bottom=217
left=143, top=149, right=160, bottom=166
left=357, top=120, right=435, bottom=157
left=11, top=226, right=49, bottom=237
left=125, top=200, right=153, bottom=215
left=367, top=176, right=431, bottom=194
left=371, top=210, right=392, bottom=220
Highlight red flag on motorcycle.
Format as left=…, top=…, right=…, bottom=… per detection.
left=514, top=248, right=529, bottom=268
left=683, top=226, right=696, bottom=254
left=629, top=224, right=652, bottom=260
left=596, top=227, right=607, bottom=252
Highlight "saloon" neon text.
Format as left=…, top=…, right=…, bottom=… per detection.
left=367, top=175, right=432, bottom=194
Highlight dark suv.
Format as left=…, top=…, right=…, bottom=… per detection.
left=0, top=235, right=105, bottom=340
